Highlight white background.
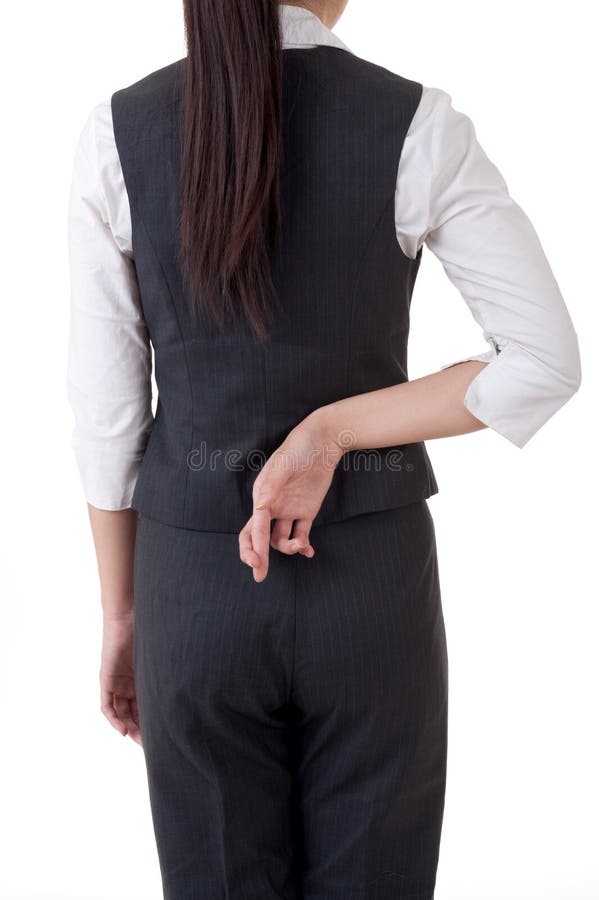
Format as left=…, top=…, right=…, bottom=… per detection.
left=1, top=1, right=597, bottom=898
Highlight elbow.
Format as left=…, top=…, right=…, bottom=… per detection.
left=571, top=346, right=582, bottom=394
left=569, top=361, right=582, bottom=397
left=538, top=325, right=582, bottom=403
left=560, top=330, right=582, bottom=398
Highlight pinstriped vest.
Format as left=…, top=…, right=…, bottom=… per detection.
left=111, top=45, right=438, bottom=533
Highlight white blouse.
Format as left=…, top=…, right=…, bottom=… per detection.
left=66, top=3, right=582, bottom=511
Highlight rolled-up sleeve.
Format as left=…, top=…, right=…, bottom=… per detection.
left=398, top=86, right=582, bottom=448
left=66, top=101, right=154, bottom=510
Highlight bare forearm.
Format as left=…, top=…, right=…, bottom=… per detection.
left=87, top=504, right=138, bottom=621
left=311, top=360, right=489, bottom=451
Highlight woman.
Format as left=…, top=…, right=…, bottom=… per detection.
left=67, top=1, right=581, bottom=897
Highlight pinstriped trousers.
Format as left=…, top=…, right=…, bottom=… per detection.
left=132, top=499, right=448, bottom=900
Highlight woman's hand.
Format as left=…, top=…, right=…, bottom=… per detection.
left=100, top=610, right=142, bottom=746
left=239, top=410, right=347, bottom=582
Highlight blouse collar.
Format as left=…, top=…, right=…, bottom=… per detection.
left=278, top=3, right=352, bottom=53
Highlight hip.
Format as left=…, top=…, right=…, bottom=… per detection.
left=133, top=499, right=439, bottom=599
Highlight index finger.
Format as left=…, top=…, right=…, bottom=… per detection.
left=251, top=506, right=272, bottom=582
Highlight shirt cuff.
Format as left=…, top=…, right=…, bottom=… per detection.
left=70, top=440, right=146, bottom=510
left=441, top=340, right=581, bottom=448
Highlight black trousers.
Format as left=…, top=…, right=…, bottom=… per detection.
left=133, top=500, right=448, bottom=900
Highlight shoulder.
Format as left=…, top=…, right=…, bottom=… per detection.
left=414, top=84, right=482, bottom=146
left=81, top=97, right=116, bottom=156
left=321, top=46, right=424, bottom=100
left=71, top=96, right=116, bottom=192
left=410, top=84, right=466, bottom=133
left=112, top=57, right=186, bottom=100
left=318, top=51, right=479, bottom=138
left=73, top=95, right=121, bottom=174
left=71, top=95, right=133, bottom=254
left=111, top=57, right=186, bottom=129
left=405, top=83, right=485, bottom=173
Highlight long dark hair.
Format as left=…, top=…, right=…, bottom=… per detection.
left=180, top=0, right=284, bottom=341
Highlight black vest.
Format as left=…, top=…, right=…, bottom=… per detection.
left=111, top=46, right=438, bottom=533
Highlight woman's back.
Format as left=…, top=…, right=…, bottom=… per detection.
left=111, top=44, right=438, bottom=531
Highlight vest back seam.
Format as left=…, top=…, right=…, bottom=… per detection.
left=345, top=186, right=399, bottom=509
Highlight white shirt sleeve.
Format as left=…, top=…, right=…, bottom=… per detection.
left=66, top=99, right=154, bottom=510
left=395, top=85, right=582, bottom=448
